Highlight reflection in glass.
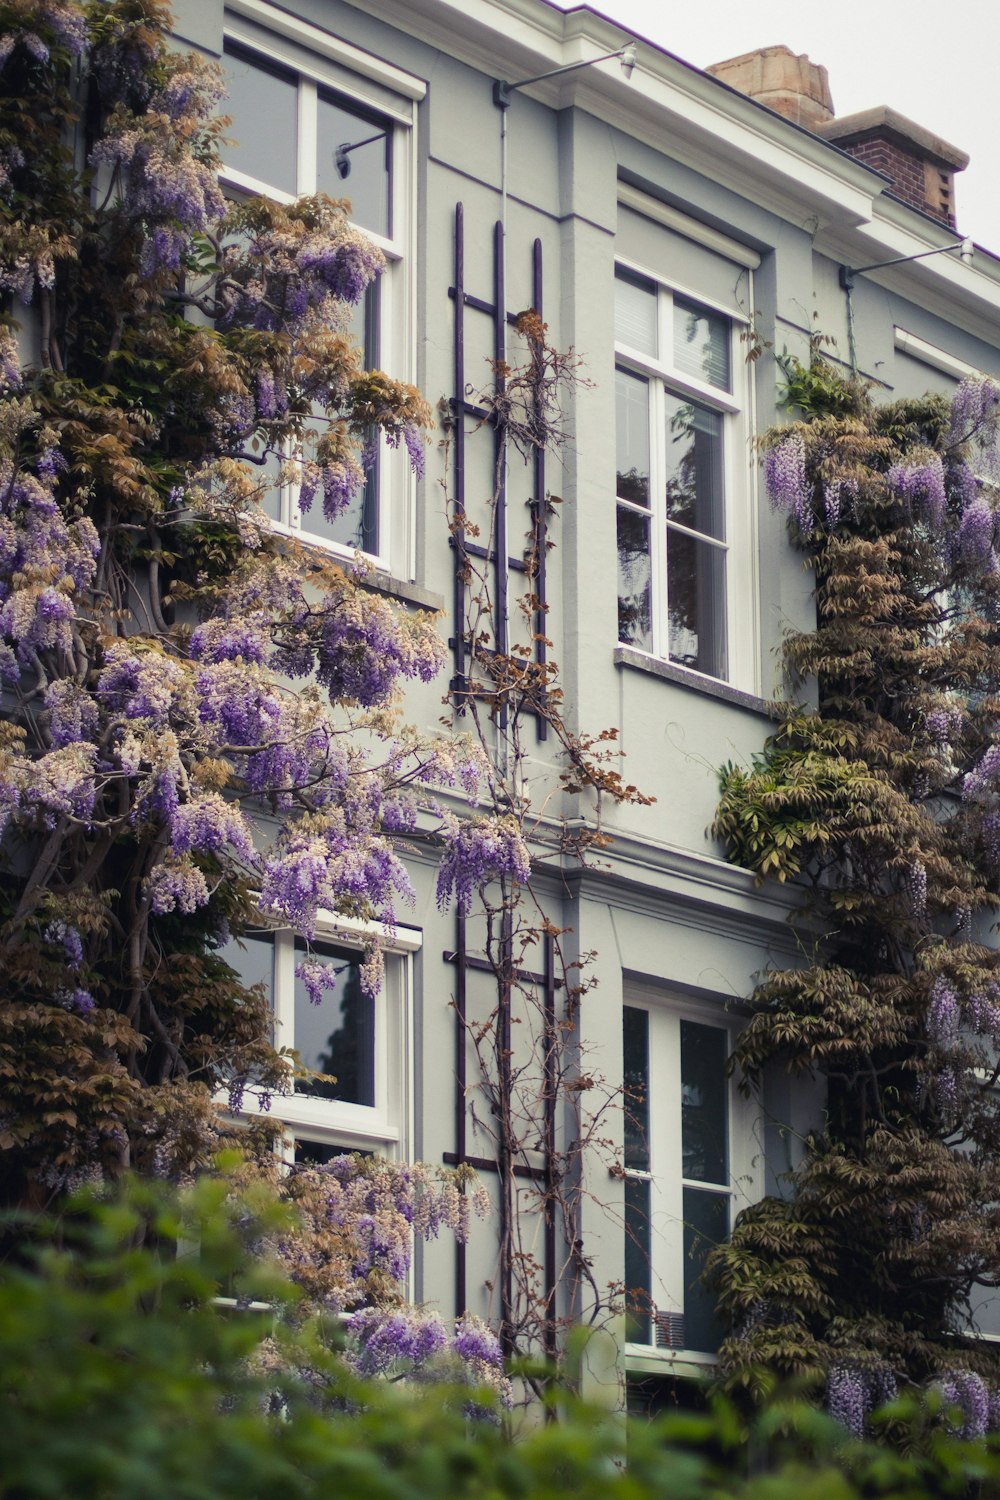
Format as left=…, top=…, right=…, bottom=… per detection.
left=623, top=1007, right=650, bottom=1171
left=625, top=1175, right=652, bottom=1344
left=298, top=285, right=379, bottom=553
left=219, top=933, right=274, bottom=999
left=616, top=369, right=650, bottom=507
left=221, top=45, right=298, bottom=195
left=664, top=395, right=724, bottom=539
left=317, top=91, right=390, bottom=237
left=294, top=941, right=375, bottom=1105
left=673, top=298, right=731, bottom=391
left=683, top=1186, right=728, bottom=1352
left=680, top=1021, right=728, bottom=1184
left=666, top=527, right=727, bottom=679
left=614, top=271, right=657, bottom=356
left=617, top=508, right=652, bottom=650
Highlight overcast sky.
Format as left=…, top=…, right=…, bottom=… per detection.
left=553, top=0, right=1000, bottom=254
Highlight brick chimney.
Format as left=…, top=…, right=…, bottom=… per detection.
left=814, top=108, right=968, bottom=227
left=707, top=46, right=968, bottom=227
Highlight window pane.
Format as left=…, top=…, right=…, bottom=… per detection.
left=624, top=1175, right=652, bottom=1344
left=317, top=91, right=390, bottom=237
left=664, top=395, right=724, bottom=540
left=294, top=941, right=375, bottom=1105
left=682, top=1186, right=728, bottom=1353
left=673, top=298, right=731, bottom=392
left=666, top=527, right=728, bottom=680
left=616, top=368, right=650, bottom=507
left=617, top=507, right=652, bottom=650
left=623, top=1007, right=650, bottom=1171
left=615, top=272, right=657, bottom=356
left=298, top=285, right=379, bottom=553
left=219, top=932, right=274, bottom=997
left=222, top=44, right=298, bottom=195
left=680, top=1021, right=728, bottom=1184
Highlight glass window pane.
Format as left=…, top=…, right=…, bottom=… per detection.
left=682, top=1186, right=728, bottom=1353
left=294, top=940, right=375, bottom=1105
left=623, top=1007, right=650, bottom=1171
left=317, top=91, right=390, bottom=237
left=624, top=1175, right=652, bottom=1344
left=680, top=1020, right=728, bottom=1184
left=298, top=285, right=379, bottom=553
left=222, top=44, right=298, bottom=195
left=616, top=369, right=650, bottom=507
left=666, top=527, right=728, bottom=680
left=615, top=271, right=657, bottom=356
left=673, top=298, right=731, bottom=392
left=617, top=507, right=652, bottom=650
left=664, top=395, right=725, bottom=540
left=219, top=932, right=274, bottom=997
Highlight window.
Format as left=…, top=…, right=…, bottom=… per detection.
left=221, top=914, right=418, bottom=1155
left=622, top=999, right=759, bottom=1361
left=615, top=264, right=754, bottom=684
left=218, top=22, right=416, bottom=567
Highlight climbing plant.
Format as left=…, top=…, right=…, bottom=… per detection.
left=710, top=352, right=1000, bottom=1434
left=0, top=0, right=523, bottom=1207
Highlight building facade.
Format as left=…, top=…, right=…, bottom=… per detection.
left=170, top=0, right=1000, bottom=1405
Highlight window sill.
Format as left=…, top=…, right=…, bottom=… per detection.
left=362, top=570, right=445, bottom=614
left=625, top=1343, right=717, bottom=1379
left=614, top=646, right=780, bottom=719
left=271, top=523, right=444, bottom=613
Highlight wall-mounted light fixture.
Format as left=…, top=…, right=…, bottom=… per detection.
left=334, top=131, right=387, bottom=180
left=493, top=42, right=637, bottom=109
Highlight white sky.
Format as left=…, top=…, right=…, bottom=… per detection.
left=553, top=0, right=1000, bottom=254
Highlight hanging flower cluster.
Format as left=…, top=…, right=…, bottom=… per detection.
left=826, top=1365, right=897, bottom=1438
left=763, top=433, right=811, bottom=528
left=436, top=813, right=531, bottom=913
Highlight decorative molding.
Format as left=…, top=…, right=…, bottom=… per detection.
left=618, top=182, right=761, bottom=269
left=894, top=327, right=979, bottom=380
left=226, top=0, right=427, bottom=102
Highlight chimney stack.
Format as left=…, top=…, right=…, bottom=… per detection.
left=707, top=45, right=968, bottom=227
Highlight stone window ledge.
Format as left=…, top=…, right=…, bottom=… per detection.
left=614, top=645, right=781, bottom=719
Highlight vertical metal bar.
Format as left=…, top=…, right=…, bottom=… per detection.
left=531, top=238, right=548, bottom=742
left=455, top=909, right=468, bottom=1317
left=453, top=203, right=468, bottom=1320
left=498, top=901, right=514, bottom=1353
left=493, top=221, right=509, bottom=689
left=543, top=929, right=557, bottom=1359
left=452, top=203, right=467, bottom=702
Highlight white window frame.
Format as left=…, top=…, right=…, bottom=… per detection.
left=614, top=257, right=757, bottom=691
left=219, top=15, right=418, bottom=576
left=226, top=912, right=419, bottom=1159
left=622, top=991, right=761, bottom=1371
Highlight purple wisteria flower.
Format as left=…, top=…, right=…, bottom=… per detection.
left=436, top=815, right=531, bottom=913
left=294, top=956, right=344, bottom=1007
left=937, top=1370, right=990, bottom=1438
left=928, top=978, right=960, bottom=1043
left=826, top=1366, right=868, bottom=1437
left=887, top=453, right=946, bottom=528
left=904, top=860, right=927, bottom=918
left=925, top=703, right=963, bottom=746
left=963, top=744, right=1000, bottom=802
left=763, top=434, right=811, bottom=529
left=45, top=920, right=84, bottom=968
left=959, top=496, right=997, bottom=571
left=169, top=792, right=255, bottom=862
left=949, top=374, right=1000, bottom=447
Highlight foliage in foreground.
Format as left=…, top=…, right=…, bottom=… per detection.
left=711, top=358, right=1000, bottom=1423
left=4, top=1172, right=1000, bottom=1500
